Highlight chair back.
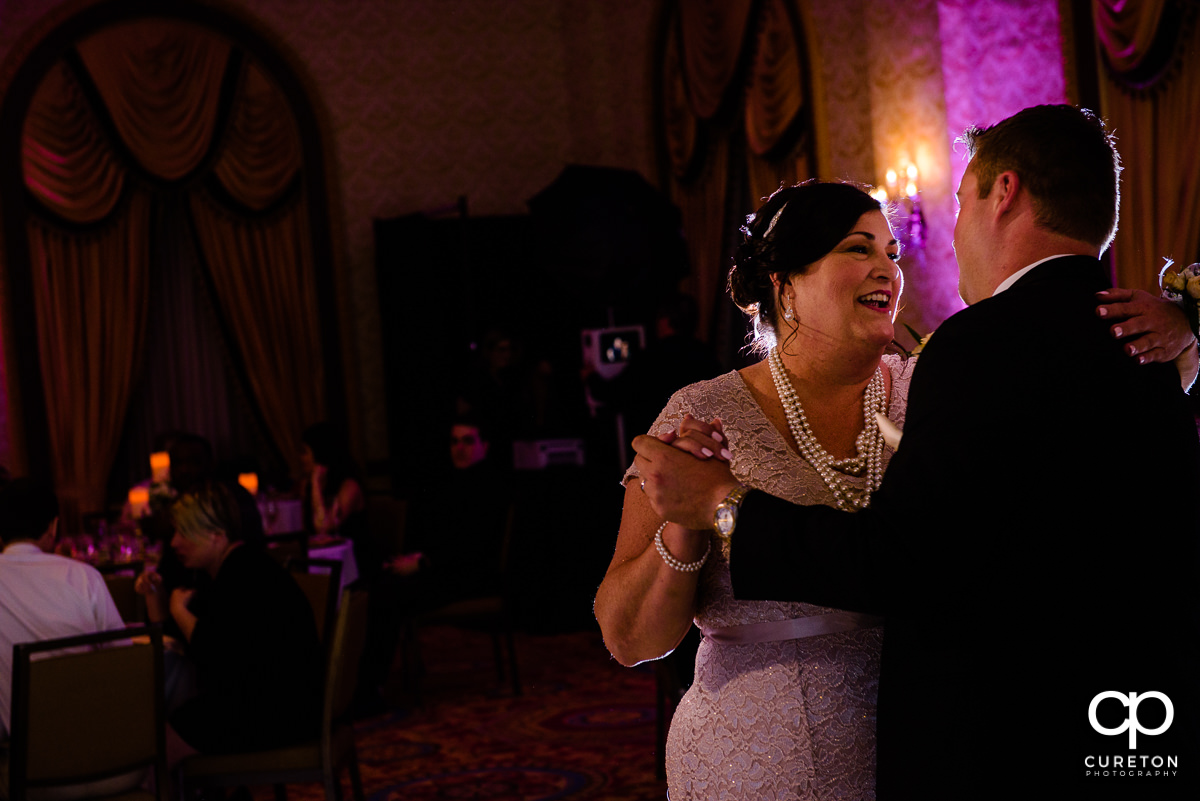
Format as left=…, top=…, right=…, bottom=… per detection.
left=8, top=625, right=167, bottom=801
left=103, top=573, right=146, bottom=624
left=326, top=587, right=370, bottom=730
left=286, top=557, right=343, bottom=647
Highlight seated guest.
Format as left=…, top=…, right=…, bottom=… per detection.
left=169, top=434, right=264, bottom=547
left=355, top=417, right=510, bottom=712
left=136, top=483, right=322, bottom=759
left=0, top=479, right=124, bottom=741
left=136, top=433, right=263, bottom=642
left=299, top=422, right=373, bottom=577
left=0, top=479, right=126, bottom=774
left=387, top=416, right=510, bottom=602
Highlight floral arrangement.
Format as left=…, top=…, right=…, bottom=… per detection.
left=1159, top=260, right=1200, bottom=339
left=148, top=481, right=178, bottom=518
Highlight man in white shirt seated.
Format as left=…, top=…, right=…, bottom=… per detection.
left=0, top=478, right=124, bottom=744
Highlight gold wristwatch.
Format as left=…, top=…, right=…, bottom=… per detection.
left=712, top=484, right=751, bottom=541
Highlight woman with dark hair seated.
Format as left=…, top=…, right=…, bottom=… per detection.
left=136, top=482, right=322, bottom=759
left=299, top=422, right=374, bottom=579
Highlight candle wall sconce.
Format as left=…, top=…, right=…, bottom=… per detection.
left=873, top=163, right=925, bottom=250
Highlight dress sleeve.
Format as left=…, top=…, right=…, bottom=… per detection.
left=880, top=352, right=917, bottom=430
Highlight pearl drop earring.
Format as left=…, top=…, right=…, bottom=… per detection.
left=783, top=304, right=794, bottom=321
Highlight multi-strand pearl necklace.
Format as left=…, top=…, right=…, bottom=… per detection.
left=767, top=347, right=888, bottom=511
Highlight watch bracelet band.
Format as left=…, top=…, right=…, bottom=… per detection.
left=713, top=484, right=752, bottom=539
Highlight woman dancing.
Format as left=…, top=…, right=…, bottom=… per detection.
left=594, top=178, right=1194, bottom=799
left=596, top=180, right=900, bottom=798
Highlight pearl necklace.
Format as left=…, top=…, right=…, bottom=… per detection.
left=767, top=347, right=888, bottom=511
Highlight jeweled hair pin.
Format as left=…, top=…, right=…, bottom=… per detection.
left=764, top=202, right=787, bottom=238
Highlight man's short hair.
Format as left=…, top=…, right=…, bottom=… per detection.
left=0, top=478, right=59, bottom=543
left=960, top=104, right=1121, bottom=251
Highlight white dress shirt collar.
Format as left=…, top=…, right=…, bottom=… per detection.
left=992, top=254, right=1077, bottom=297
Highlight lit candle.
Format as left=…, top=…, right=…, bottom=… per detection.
left=870, top=187, right=889, bottom=203
left=905, top=164, right=919, bottom=197
left=885, top=169, right=898, bottom=199
left=129, top=487, right=150, bottom=518
left=238, top=472, right=259, bottom=496
left=150, top=451, right=170, bottom=483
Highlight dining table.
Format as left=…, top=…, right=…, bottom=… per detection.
left=307, top=535, right=359, bottom=594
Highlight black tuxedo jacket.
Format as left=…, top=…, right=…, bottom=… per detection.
left=730, top=256, right=1200, bottom=799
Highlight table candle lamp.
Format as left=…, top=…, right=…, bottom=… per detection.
left=238, top=472, right=259, bottom=496
left=129, top=487, right=150, bottom=518
left=150, top=451, right=170, bottom=483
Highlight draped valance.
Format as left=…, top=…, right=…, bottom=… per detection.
left=663, top=0, right=809, bottom=178
left=1093, top=0, right=1198, bottom=92
left=1095, top=0, right=1200, bottom=298
left=656, top=0, right=815, bottom=348
left=745, top=0, right=805, bottom=157
left=13, top=16, right=322, bottom=528
left=678, top=0, right=754, bottom=120
left=22, top=63, right=126, bottom=224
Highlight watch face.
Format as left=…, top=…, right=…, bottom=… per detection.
left=716, top=506, right=735, bottom=536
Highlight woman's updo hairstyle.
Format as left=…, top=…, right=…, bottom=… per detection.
left=729, top=180, right=883, bottom=353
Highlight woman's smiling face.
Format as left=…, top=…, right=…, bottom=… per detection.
left=779, top=210, right=903, bottom=352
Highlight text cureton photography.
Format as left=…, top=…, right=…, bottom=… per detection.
left=1085, top=754, right=1179, bottom=778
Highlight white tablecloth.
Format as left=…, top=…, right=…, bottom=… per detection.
left=307, top=539, right=358, bottom=594
left=259, top=498, right=304, bottom=535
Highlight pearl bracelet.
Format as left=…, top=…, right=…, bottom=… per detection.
left=654, top=522, right=711, bottom=573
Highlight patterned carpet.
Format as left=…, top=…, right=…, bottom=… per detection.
left=255, top=625, right=668, bottom=801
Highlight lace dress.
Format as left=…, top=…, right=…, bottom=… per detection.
left=627, top=354, right=914, bottom=800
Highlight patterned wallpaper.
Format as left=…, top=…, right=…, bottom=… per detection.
left=0, top=0, right=1068, bottom=470
left=938, top=0, right=1067, bottom=199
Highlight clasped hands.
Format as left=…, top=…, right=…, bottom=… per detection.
left=632, top=414, right=740, bottom=531
left=134, top=568, right=194, bottom=626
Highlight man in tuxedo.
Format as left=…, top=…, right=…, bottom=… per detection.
left=633, top=105, right=1200, bottom=799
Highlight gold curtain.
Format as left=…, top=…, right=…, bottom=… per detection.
left=745, top=0, right=809, bottom=206
left=660, top=0, right=811, bottom=339
left=18, top=17, right=323, bottom=521
left=678, top=0, right=754, bottom=120
left=28, top=191, right=151, bottom=530
left=1093, top=0, right=1169, bottom=75
left=213, top=64, right=303, bottom=210
left=76, top=20, right=230, bottom=181
left=672, top=138, right=730, bottom=340
left=744, top=0, right=803, bottom=158
left=192, top=62, right=321, bottom=467
left=22, top=63, right=125, bottom=224
left=189, top=191, right=324, bottom=469
left=1096, top=1, right=1200, bottom=290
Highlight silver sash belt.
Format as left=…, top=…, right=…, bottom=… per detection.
left=702, top=611, right=884, bottom=645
